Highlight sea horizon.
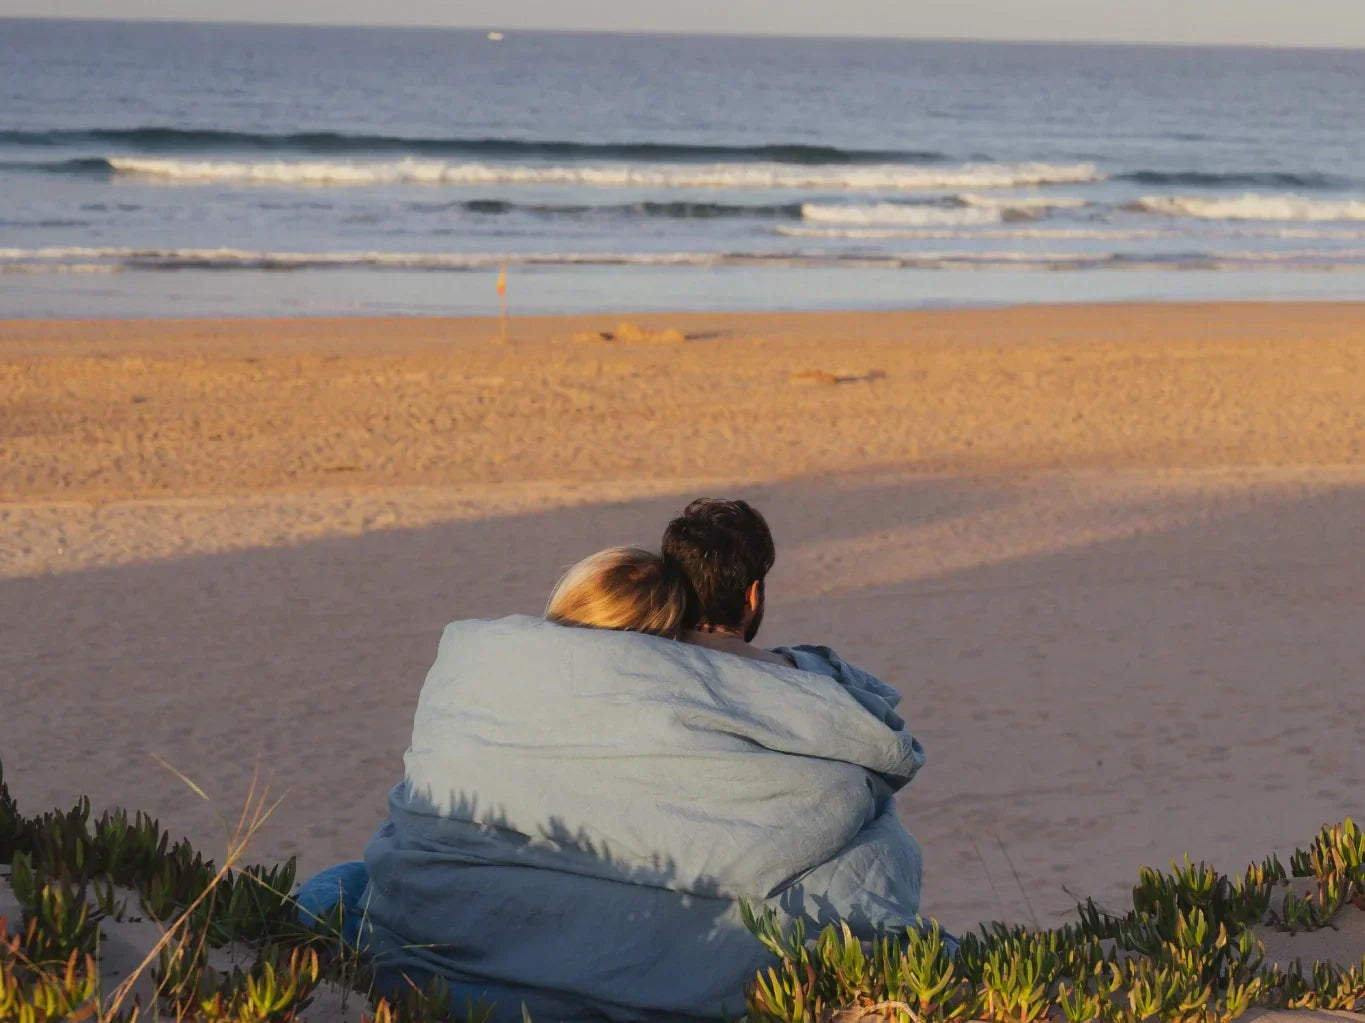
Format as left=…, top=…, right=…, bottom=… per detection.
left=5, top=15, right=1365, bottom=53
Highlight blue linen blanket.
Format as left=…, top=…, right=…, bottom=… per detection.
left=353, top=615, right=927, bottom=1021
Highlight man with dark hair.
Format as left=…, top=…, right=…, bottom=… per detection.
left=661, top=497, right=791, bottom=666
left=660, top=495, right=937, bottom=940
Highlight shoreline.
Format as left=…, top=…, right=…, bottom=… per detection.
left=6, top=295, right=1365, bottom=323
left=4, top=266, right=1365, bottom=320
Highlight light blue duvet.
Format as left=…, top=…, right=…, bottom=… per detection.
left=348, top=616, right=928, bottom=1021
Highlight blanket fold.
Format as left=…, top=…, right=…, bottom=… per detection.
left=359, top=616, right=927, bottom=1021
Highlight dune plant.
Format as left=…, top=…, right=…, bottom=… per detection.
left=741, top=820, right=1365, bottom=1023
left=2, top=752, right=1363, bottom=1023
left=9, top=864, right=104, bottom=967
left=154, top=939, right=322, bottom=1023
left=0, top=924, right=101, bottom=1023
left=1264, top=820, right=1365, bottom=934
left=0, top=756, right=495, bottom=1022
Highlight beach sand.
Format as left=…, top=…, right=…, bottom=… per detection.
left=2, top=303, right=1365, bottom=940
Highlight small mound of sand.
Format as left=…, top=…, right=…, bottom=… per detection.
left=574, top=322, right=687, bottom=344
left=792, top=368, right=887, bottom=385
left=792, top=369, right=842, bottom=385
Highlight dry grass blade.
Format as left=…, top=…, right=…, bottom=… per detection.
left=829, top=999, right=926, bottom=1022
left=148, top=752, right=210, bottom=803
left=99, top=761, right=288, bottom=1021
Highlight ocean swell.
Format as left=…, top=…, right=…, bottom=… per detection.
left=1119, top=170, right=1350, bottom=190
left=0, top=127, right=946, bottom=165
left=452, top=199, right=805, bottom=219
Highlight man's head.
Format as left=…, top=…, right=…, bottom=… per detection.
left=661, top=498, right=775, bottom=640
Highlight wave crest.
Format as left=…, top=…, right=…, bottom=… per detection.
left=776, top=225, right=1175, bottom=241
left=1127, top=193, right=1365, bottom=222
left=801, top=203, right=1004, bottom=226
left=104, top=156, right=1104, bottom=191
left=799, top=194, right=1090, bottom=226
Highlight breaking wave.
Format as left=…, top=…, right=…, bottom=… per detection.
left=1127, top=193, right=1365, bottom=221
left=952, top=193, right=1091, bottom=212
left=799, top=194, right=1091, bottom=226
left=101, top=156, right=1105, bottom=191
left=801, top=203, right=1004, bottom=227
left=776, top=225, right=1176, bottom=241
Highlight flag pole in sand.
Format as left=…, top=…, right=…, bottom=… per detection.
left=496, top=262, right=508, bottom=342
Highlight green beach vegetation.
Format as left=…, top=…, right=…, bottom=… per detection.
left=1, top=758, right=1362, bottom=1023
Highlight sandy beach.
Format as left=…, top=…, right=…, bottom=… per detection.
left=2, top=302, right=1364, bottom=936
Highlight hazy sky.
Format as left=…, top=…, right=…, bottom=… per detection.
left=3, top=0, right=1364, bottom=48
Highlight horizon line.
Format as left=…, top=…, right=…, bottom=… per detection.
left=2, top=13, right=1363, bottom=53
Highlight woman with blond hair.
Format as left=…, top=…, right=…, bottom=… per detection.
left=544, top=545, right=687, bottom=639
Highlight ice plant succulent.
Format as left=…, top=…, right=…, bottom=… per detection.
left=1, top=754, right=1363, bottom=1023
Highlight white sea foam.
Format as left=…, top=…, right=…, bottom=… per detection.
left=953, top=193, right=1091, bottom=211
left=0, top=246, right=768, bottom=269
left=1205, top=247, right=1365, bottom=262
left=0, top=261, right=121, bottom=274
left=1259, top=227, right=1365, bottom=239
left=0, top=245, right=1161, bottom=273
left=776, top=225, right=1175, bottom=241
left=104, top=156, right=1104, bottom=191
left=800, top=194, right=1092, bottom=226
left=800, top=203, right=1005, bottom=226
left=4, top=244, right=1363, bottom=273
left=1129, top=193, right=1365, bottom=222
left=0, top=244, right=1077, bottom=271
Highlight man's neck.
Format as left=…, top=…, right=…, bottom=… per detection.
left=682, top=628, right=793, bottom=667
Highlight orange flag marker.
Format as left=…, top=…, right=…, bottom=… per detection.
left=496, top=262, right=508, bottom=341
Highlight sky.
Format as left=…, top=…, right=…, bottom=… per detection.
left=2, top=0, right=1364, bottom=49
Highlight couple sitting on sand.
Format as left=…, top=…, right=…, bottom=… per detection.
left=300, top=498, right=933, bottom=1022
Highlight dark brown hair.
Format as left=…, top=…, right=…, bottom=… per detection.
left=661, top=498, right=775, bottom=630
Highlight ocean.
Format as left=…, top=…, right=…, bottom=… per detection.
left=2, top=18, right=1364, bottom=316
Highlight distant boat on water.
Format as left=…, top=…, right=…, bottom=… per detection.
left=486, top=31, right=504, bottom=41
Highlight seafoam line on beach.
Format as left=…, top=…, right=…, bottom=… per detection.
left=775, top=225, right=1180, bottom=241
left=6, top=245, right=1365, bottom=274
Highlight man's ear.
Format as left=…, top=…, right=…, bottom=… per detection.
left=746, top=580, right=762, bottom=613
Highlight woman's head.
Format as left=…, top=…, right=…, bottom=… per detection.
left=545, top=546, right=686, bottom=639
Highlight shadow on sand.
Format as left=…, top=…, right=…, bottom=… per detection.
left=2, top=470, right=1364, bottom=936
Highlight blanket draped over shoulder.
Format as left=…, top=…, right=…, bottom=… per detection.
left=359, top=615, right=927, bottom=1021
